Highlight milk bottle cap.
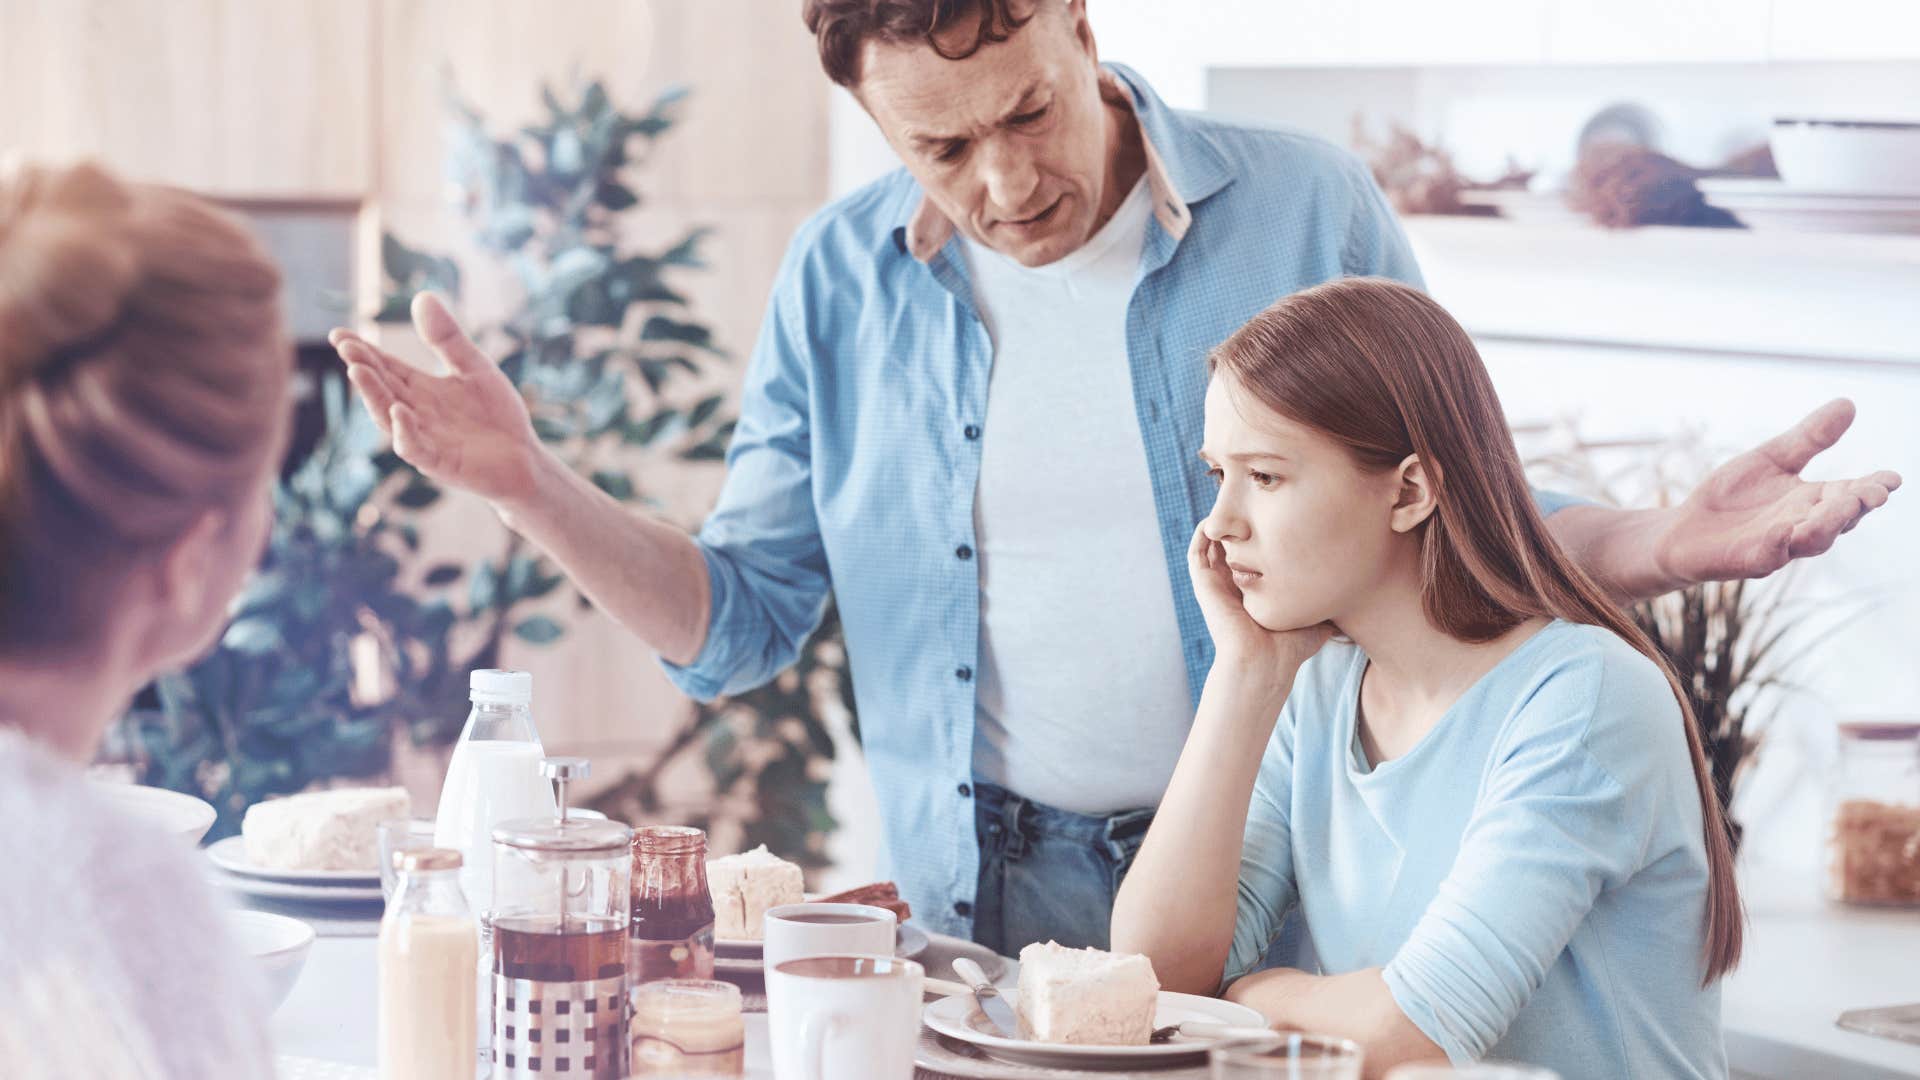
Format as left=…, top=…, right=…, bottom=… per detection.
left=469, top=669, right=532, bottom=706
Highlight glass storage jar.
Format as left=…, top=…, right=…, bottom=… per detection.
left=1825, top=720, right=1920, bottom=906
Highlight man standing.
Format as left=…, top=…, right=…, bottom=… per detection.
left=332, top=0, right=1898, bottom=954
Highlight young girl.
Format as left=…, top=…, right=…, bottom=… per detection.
left=1110, top=277, right=1738, bottom=1079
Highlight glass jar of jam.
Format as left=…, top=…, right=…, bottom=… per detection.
left=630, top=825, right=717, bottom=983
left=630, top=979, right=744, bottom=1077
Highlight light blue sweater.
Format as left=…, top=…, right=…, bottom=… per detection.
left=1224, top=620, right=1727, bottom=1079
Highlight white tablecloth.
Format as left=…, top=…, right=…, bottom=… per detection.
left=274, top=932, right=796, bottom=1078
left=268, top=920, right=1018, bottom=1079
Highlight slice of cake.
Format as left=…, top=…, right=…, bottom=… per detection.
left=1016, top=941, right=1160, bottom=1045
left=707, top=844, right=804, bottom=940
left=241, top=786, right=409, bottom=872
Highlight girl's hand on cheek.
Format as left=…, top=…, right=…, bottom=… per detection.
left=1189, top=524, right=1333, bottom=695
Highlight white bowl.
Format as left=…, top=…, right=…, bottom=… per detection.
left=1771, top=119, right=1920, bottom=195
left=228, top=910, right=316, bottom=1013
left=93, top=781, right=218, bottom=845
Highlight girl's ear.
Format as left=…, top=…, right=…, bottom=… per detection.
left=1389, top=454, right=1438, bottom=533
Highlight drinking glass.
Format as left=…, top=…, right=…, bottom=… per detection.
left=1210, top=1033, right=1363, bottom=1079
left=377, top=818, right=439, bottom=901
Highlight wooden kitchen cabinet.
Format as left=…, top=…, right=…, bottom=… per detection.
left=1770, top=0, right=1920, bottom=60
left=0, top=0, right=374, bottom=198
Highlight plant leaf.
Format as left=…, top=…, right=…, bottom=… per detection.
left=591, top=471, right=635, bottom=500
left=640, top=315, right=725, bottom=356
left=513, top=616, right=565, bottom=645
left=597, top=182, right=638, bottom=211
left=688, top=394, right=725, bottom=428
left=221, top=617, right=286, bottom=656
left=469, top=561, right=500, bottom=611
left=394, top=477, right=442, bottom=509
left=624, top=409, right=679, bottom=445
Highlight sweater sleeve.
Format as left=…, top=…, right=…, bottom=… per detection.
left=1222, top=695, right=1305, bottom=988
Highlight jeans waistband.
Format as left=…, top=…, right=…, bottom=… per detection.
left=974, top=781, right=1155, bottom=863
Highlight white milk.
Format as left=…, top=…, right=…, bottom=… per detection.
left=378, top=913, right=479, bottom=1080
left=433, top=739, right=555, bottom=916
left=434, top=737, right=554, bottom=1052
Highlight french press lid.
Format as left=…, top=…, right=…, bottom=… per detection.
left=491, top=756, right=633, bottom=853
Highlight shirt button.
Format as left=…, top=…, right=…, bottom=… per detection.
left=955, top=544, right=973, bottom=560
left=955, top=666, right=973, bottom=682
left=964, top=424, right=981, bottom=440
left=958, top=783, right=973, bottom=798
left=954, top=900, right=973, bottom=917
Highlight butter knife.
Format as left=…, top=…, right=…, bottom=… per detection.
left=954, top=957, right=1020, bottom=1038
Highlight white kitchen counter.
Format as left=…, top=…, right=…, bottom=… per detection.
left=1724, top=860, right=1920, bottom=1079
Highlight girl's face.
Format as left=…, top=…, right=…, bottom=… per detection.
left=1197, top=376, right=1411, bottom=633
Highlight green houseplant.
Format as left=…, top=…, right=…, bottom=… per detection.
left=124, top=78, right=855, bottom=862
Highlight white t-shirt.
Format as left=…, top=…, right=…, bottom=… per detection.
left=0, top=727, right=275, bottom=1078
left=963, top=178, right=1195, bottom=816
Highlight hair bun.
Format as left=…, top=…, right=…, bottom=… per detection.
left=0, top=160, right=141, bottom=391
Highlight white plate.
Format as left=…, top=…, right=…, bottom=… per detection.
left=209, top=866, right=386, bottom=904
left=714, top=922, right=931, bottom=970
left=206, top=836, right=381, bottom=884
left=1698, top=178, right=1920, bottom=205
left=922, top=988, right=1267, bottom=1070
left=1698, top=178, right=1920, bottom=235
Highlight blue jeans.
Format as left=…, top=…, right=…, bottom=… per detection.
left=970, top=781, right=1155, bottom=955
left=970, top=780, right=1306, bottom=970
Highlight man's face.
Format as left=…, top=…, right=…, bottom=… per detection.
left=857, top=3, right=1117, bottom=268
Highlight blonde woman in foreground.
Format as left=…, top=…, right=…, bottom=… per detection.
left=0, top=160, right=290, bottom=1078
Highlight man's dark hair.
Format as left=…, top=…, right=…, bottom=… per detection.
left=802, top=0, right=1042, bottom=89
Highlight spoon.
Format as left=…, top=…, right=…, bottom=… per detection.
left=1149, top=1021, right=1282, bottom=1044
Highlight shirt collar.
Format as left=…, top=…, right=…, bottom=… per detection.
left=892, top=62, right=1234, bottom=263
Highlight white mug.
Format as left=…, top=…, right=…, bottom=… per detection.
left=762, top=902, right=896, bottom=969
left=767, top=954, right=924, bottom=1080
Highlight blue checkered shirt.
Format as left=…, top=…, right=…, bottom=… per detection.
left=661, top=65, right=1572, bottom=940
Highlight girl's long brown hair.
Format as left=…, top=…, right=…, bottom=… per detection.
left=1210, top=276, right=1742, bottom=984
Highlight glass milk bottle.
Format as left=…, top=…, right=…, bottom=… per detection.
left=379, top=848, right=479, bottom=1080
left=491, top=758, right=633, bottom=1080
left=434, top=668, right=556, bottom=1049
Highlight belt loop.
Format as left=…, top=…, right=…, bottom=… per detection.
left=1103, top=806, right=1154, bottom=863
left=1002, top=793, right=1030, bottom=861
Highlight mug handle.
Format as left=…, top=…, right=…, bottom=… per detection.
left=799, top=1009, right=848, bottom=1080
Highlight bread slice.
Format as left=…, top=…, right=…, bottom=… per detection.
left=241, top=786, right=409, bottom=872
